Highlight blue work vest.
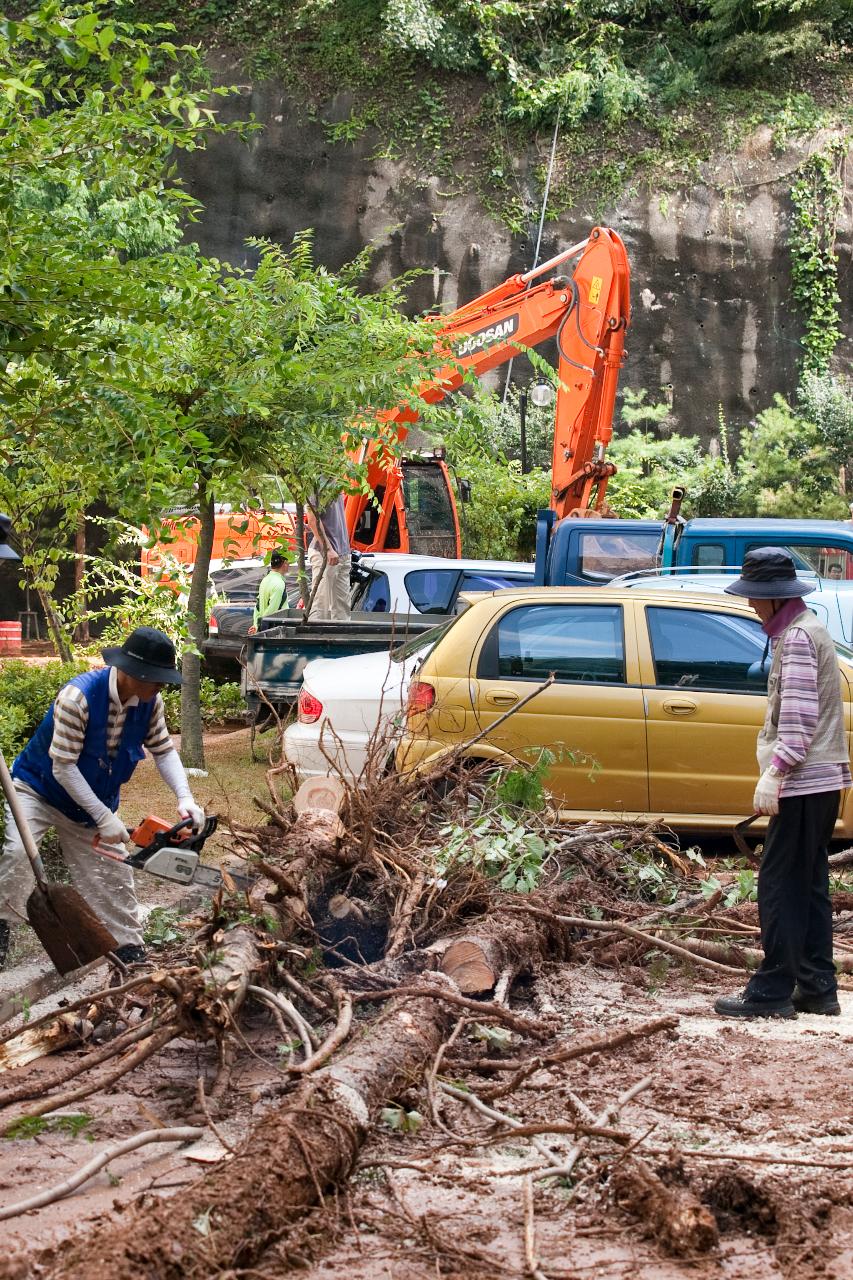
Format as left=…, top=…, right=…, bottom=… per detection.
left=13, top=668, right=154, bottom=826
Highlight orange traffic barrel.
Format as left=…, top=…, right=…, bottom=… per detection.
left=0, top=621, right=22, bottom=654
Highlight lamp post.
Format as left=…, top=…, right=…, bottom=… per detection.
left=519, top=387, right=529, bottom=474
left=519, top=381, right=556, bottom=473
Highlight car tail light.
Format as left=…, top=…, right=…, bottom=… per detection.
left=208, top=614, right=219, bottom=634
left=298, top=688, right=324, bottom=724
left=407, top=680, right=435, bottom=718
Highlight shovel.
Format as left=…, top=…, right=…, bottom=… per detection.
left=0, top=749, right=118, bottom=975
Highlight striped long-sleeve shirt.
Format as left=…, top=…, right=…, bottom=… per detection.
left=766, top=603, right=852, bottom=797
left=49, top=666, right=173, bottom=764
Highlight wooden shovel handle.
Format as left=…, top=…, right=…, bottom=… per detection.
left=0, top=749, right=48, bottom=890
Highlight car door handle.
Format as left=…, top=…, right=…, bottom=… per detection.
left=662, top=698, right=698, bottom=715
left=486, top=689, right=519, bottom=708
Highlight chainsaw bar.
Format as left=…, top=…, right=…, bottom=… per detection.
left=186, top=863, right=255, bottom=894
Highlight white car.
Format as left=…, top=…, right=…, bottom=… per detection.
left=283, top=623, right=452, bottom=781
left=283, top=556, right=535, bottom=781
left=350, top=551, right=535, bottom=615
left=610, top=569, right=853, bottom=647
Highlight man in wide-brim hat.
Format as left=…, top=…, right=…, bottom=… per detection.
left=0, top=627, right=205, bottom=968
left=715, top=548, right=851, bottom=1019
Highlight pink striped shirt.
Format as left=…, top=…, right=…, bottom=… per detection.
left=765, top=601, right=851, bottom=797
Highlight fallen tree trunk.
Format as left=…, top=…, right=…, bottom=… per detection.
left=656, top=935, right=853, bottom=974
left=41, top=976, right=453, bottom=1280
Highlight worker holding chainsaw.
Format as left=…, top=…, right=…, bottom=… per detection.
left=714, top=548, right=850, bottom=1020
left=0, top=627, right=204, bottom=968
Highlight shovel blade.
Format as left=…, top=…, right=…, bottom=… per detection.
left=26, top=884, right=118, bottom=975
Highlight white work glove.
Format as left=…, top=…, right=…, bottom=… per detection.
left=753, top=767, right=783, bottom=817
left=177, top=796, right=205, bottom=832
left=96, top=812, right=131, bottom=846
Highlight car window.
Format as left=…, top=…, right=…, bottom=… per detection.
left=402, top=466, right=457, bottom=540
left=353, top=571, right=391, bottom=613
left=647, top=607, right=769, bottom=692
left=577, top=531, right=658, bottom=582
left=404, top=569, right=461, bottom=613
left=692, top=543, right=726, bottom=568
left=460, top=571, right=530, bottom=593
left=746, top=542, right=853, bottom=580
left=480, top=604, right=625, bottom=684
left=390, top=619, right=454, bottom=662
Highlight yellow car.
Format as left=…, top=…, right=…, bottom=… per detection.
left=397, top=586, right=853, bottom=836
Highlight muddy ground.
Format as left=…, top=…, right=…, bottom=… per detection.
left=1, top=722, right=850, bottom=1278
left=0, top=955, right=850, bottom=1279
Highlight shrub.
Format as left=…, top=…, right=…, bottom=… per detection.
left=161, top=679, right=244, bottom=732
left=0, top=660, right=89, bottom=760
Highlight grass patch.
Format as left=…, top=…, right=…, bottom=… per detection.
left=5, top=1113, right=95, bottom=1141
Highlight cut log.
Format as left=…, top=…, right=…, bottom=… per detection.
left=41, top=976, right=453, bottom=1280
left=609, top=1156, right=719, bottom=1255
left=438, top=907, right=566, bottom=995
left=442, top=938, right=502, bottom=993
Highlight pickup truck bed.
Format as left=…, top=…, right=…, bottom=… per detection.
left=243, top=611, right=443, bottom=712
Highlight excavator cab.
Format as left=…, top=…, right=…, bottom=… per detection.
left=401, top=458, right=459, bottom=557
left=347, top=452, right=461, bottom=559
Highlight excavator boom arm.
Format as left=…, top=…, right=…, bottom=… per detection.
left=346, top=226, right=630, bottom=548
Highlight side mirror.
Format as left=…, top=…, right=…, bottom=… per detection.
left=747, top=658, right=771, bottom=683
left=458, top=479, right=472, bottom=503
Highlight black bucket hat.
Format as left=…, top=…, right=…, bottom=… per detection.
left=724, top=547, right=815, bottom=600
left=102, top=626, right=183, bottom=685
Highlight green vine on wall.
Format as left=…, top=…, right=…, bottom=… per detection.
left=788, top=141, right=846, bottom=374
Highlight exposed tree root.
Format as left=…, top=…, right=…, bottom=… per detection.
left=609, top=1155, right=719, bottom=1255
left=0, top=1128, right=205, bottom=1223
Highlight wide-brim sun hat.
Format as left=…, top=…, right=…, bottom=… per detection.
left=102, top=626, right=183, bottom=684
left=724, top=547, right=815, bottom=599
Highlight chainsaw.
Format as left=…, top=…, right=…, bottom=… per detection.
left=95, top=815, right=255, bottom=894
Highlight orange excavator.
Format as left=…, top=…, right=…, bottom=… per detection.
left=143, top=226, right=630, bottom=571
left=345, top=224, right=631, bottom=556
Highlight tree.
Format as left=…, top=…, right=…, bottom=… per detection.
left=0, top=1, right=244, bottom=649
left=133, top=236, right=460, bottom=768
left=736, top=394, right=848, bottom=519
left=0, top=2, right=238, bottom=368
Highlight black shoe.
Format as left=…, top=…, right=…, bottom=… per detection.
left=792, top=987, right=841, bottom=1016
left=112, top=943, right=147, bottom=966
left=714, top=992, right=796, bottom=1019
left=0, top=920, right=9, bottom=970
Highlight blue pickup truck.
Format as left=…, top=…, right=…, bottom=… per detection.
left=534, top=515, right=853, bottom=588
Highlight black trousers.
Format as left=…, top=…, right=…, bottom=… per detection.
left=746, top=789, right=840, bottom=1003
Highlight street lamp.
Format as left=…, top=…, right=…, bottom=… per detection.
left=519, top=380, right=555, bottom=473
